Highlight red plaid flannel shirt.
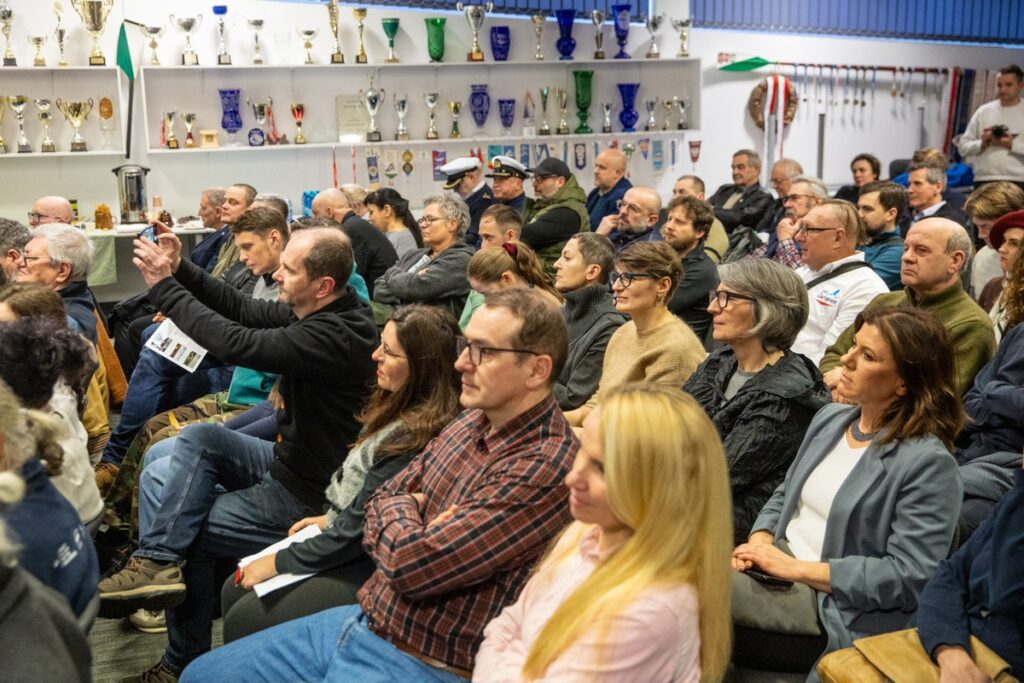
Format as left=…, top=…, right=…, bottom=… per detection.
left=357, top=395, right=577, bottom=671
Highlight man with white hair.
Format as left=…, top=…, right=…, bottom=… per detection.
left=820, top=217, right=995, bottom=398
left=752, top=175, right=829, bottom=269
left=17, top=223, right=98, bottom=341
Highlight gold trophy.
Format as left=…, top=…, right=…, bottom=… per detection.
left=297, top=28, right=318, bottom=65
left=352, top=7, right=367, bottom=64
left=140, top=25, right=164, bottom=65
left=326, top=0, right=343, bottom=64
left=164, top=111, right=179, bottom=149
left=448, top=100, right=462, bottom=139
left=54, top=2, right=69, bottom=66
left=29, top=36, right=47, bottom=66
left=1, top=2, right=15, bottom=66
left=290, top=104, right=306, bottom=144
left=35, top=99, right=56, bottom=153
left=56, top=98, right=93, bottom=152
left=530, top=14, right=544, bottom=61
left=72, top=0, right=113, bottom=66
left=9, top=96, right=30, bottom=153
left=183, top=113, right=197, bottom=148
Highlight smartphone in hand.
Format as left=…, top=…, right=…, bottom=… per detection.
left=137, top=225, right=159, bottom=243
left=745, top=569, right=794, bottom=588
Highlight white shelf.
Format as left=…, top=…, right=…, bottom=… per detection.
left=138, top=57, right=699, bottom=73
left=0, top=149, right=126, bottom=159
left=1, top=65, right=119, bottom=73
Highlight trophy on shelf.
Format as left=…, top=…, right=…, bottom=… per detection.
left=213, top=5, right=231, bottom=65
left=34, top=99, right=56, bottom=152
left=326, top=0, right=344, bottom=64
left=643, top=98, right=658, bottom=131
left=9, top=96, right=31, bottom=153
left=530, top=14, right=544, bottom=61
left=27, top=36, right=47, bottom=66
left=600, top=102, right=614, bottom=133
left=674, top=96, right=688, bottom=129
left=247, top=97, right=271, bottom=146
left=617, top=83, right=639, bottom=132
left=353, top=8, right=368, bottom=64
left=611, top=4, right=631, bottom=59
left=56, top=97, right=92, bottom=152
left=247, top=19, right=264, bottom=64
left=538, top=87, right=551, bottom=135
left=469, top=84, right=490, bottom=134
left=164, top=111, right=180, bottom=149
left=498, top=98, right=515, bottom=136
left=555, top=88, right=570, bottom=135
left=425, top=18, right=446, bottom=63
left=489, top=25, right=509, bottom=61
left=521, top=91, right=536, bottom=136
left=644, top=14, right=665, bottom=58
left=140, top=25, right=164, bottom=65
left=456, top=2, right=493, bottom=62
left=183, top=112, right=197, bottom=147
left=448, top=100, right=462, bottom=139
left=218, top=88, right=242, bottom=146
left=72, top=0, right=113, bottom=66
left=382, top=18, right=400, bottom=63
left=359, top=75, right=384, bottom=142
left=424, top=92, right=440, bottom=140
left=54, top=2, right=68, bottom=66
left=1, top=2, right=17, bottom=66
left=297, top=28, right=318, bottom=65
left=554, top=9, right=576, bottom=61
left=171, top=14, right=202, bottom=65
left=591, top=10, right=606, bottom=59
left=98, top=95, right=114, bottom=148
left=290, top=104, right=306, bottom=144
left=573, top=70, right=593, bottom=134
left=670, top=18, right=691, bottom=57
left=393, top=94, right=409, bottom=141
left=661, top=99, right=673, bottom=130
left=0, top=98, right=6, bottom=152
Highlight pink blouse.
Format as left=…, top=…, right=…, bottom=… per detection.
left=473, top=525, right=701, bottom=683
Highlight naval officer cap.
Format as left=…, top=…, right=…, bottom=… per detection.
left=486, top=155, right=530, bottom=180
left=440, top=156, right=482, bottom=190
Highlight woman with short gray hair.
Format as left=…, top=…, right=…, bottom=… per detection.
left=684, top=258, right=830, bottom=544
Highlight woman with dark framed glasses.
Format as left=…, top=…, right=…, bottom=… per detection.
left=564, top=241, right=706, bottom=428
left=684, top=258, right=830, bottom=544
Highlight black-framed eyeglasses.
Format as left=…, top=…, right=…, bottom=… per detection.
left=26, top=211, right=61, bottom=224
left=709, top=289, right=755, bottom=309
left=18, top=255, right=47, bottom=267
left=794, top=224, right=838, bottom=236
left=615, top=199, right=645, bottom=214
left=782, top=193, right=817, bottom=203
left=380, top=342, right=406, bottom=359
left=456, top=336, right=540, bottom=366
left=418, top=215, right=446, bottom=226
left=609, top=271, right=657, bottom=288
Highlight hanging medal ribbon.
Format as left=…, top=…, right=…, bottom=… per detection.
left=670, top=138, right=676, bottom=167
left=351, top=147, right=357, bottom=184
left=431, top=150, right=447, bottom=181
left=573, top=143, right=586, bottom=170
left=562, top=141, right=569, bottom=163
left=761, top=73, right=789, bottom=161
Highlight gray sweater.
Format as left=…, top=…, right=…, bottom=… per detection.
left=372, top=242, right=475, bottom=318
left=554, top=284, right=627, bottom=411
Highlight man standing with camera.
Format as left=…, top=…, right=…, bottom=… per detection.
left=958, top=64, right=1024, bottom=191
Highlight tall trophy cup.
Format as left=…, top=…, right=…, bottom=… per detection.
left=661, top=99, right=673, bottom=130
left=359, top=75, right=384, bottom=142
left=611, top=4, right=631, bottom=59
left=1, top=3, right=16, bottom=66
left=424, top=18, right=446, bottom=63
left=448, top=100, right=462, bottom=139
left=290, top=104, right=306, bottom=144
left=140, top=25, right=164, bottom=65
left=393, top=94, right=409, bottom=141
left=644, top=14, right=665, bottom=58
left=164, top=111, right=180, bottom=149
left=674, top=96, right=688, bottom=129
left=246, top=97, right=270, bottom=146
left=326, top=0, right=344, bottom=64
left=573, top=70, right=594, bottom=134
left=353, top=8, right=368, bottom=64
left=183, top=112, right=197, bottom=147
left=171, top=14, right=202, bottom=65
left=9, top=96, right=31, bottom=153
left=297, top=28, right=318, bottom=65
left=600, top=102, right=614, bottom=134
left=72, top=0, right=113, bottom=66
left=35, top=99, right=56, bottom=153
left=555, top=88, right=570, bottom=135
left=591, top=10, right=606, bottom=59
left=530, top=14, right=544, bottom=61
left=670, top=18, right=690, bottom=57
left=29, top=36, right=47, bottom=66
left=56, top=98, right=93, bottom=152
left=213, top=5, right=231, bottom=65
left=643, top=98, right=658, bottom=131
left=538, top=87, right=551, bottom=135
left=424, top=92, right=440, bottom=140
left=54, top=2, right=69, bottom=67
left=247, top=19, right=264, bottom=64
left=456, top=2, right=494, bottom=62
left=382, top=18, right=400, bottom=63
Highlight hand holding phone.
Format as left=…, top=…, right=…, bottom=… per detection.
left=745, top=568, right=794, bottom=588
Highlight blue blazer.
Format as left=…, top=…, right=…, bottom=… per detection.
left=752, top=403, right=962, bottom=676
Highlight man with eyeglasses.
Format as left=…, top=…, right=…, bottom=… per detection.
left=0, top=218, right=31, bottom=283
left=789, top=201, right=888, bottom=364
left=28, top=196, right=74, bottom=227
left=595, top=186, right=663, bottom=255
left=751, top=175, right=828, bottom=269
left=521, top=158, right=590, bottom=276
left=753, top=158, right=804, bottom=235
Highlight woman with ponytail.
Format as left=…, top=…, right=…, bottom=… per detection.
left=474, top=383, right=733, bottom=682
left=365, top=188, right=424, bottom=257
left=466, top=240, right=562, bottom=307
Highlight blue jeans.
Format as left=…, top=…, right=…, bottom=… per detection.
left=180, top=605, right=466, bottom=683
left=102, top=323, right=232, bottom=465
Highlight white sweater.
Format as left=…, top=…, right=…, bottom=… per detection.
left=956, top=98, right=1024, bottom=181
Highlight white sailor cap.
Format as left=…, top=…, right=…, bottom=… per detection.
left=440, top=156, right=482, bottom=189
left=486, top=155, right=529, bottom=179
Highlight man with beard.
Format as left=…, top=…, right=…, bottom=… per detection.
left=661, top=195, right=719, bottom=341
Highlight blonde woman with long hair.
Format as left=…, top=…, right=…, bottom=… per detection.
left=474, top=383, right=733, bottom=682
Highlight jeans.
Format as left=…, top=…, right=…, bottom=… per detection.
left=101, top=323, right=232, bottom=466
left=222, top=399, right=277, bottom=440
left=180, top=605, right=466, bottom=683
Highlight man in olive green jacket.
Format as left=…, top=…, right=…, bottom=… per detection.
left=521, top=158, right=590, bottom=274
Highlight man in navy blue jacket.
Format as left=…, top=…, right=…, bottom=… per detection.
left=586, top=148, right=632, bottom=232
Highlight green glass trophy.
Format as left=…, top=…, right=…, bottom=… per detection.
left=573, top=70, right=594, bottom=134
left=425, top=17, right=445, bottom=63
left=382, top=18, right=400, bottom=63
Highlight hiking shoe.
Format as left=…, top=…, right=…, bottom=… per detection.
left=129, top=608, right=167, bottom=634
left=94, top=461, right=120, bottom=496
left=98, top=556, right=186, bottom=612
left=120, top=660, right=180, bottom=683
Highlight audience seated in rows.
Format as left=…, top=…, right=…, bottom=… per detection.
left=669, top=175, right=731, bottom=263
left=312, top=187, right=398, bottom=295
left=708, top=149, right=774, bottom=233
left=833, top=153, right=881, bottom=204
left=856, top=180, right=907, bottom=290
left=662, top=194, right=720, bottom=341
left=552, top=233, right=626, bottom=411
left=364, top=187, right=424, bottom=258
left=685, top=259, right=830, bottom=544
left=585, top=148, right=632, bottom=232
left=181, top=289, right=577, bottom=681
left=564, top=241, right=706, bottom=428
left=521, top=158, right=590, bottom=274
left=752, top=175, right=829, bottom=269
left=733, top=307, right=964, bottom=673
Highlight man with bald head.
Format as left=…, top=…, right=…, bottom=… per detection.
left=29, top=195, right=74, bottom=227
left=586, top=147, right=632, bottom=231
left=312, top=186, right=397, bottom=296
left=755, top=158, right=804, bottom=234
left=595, top=185, right=662, bottom=254
left=820, top=216, right=995, bottom=397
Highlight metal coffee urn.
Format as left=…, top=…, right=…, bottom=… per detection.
left=112, top=164, right=150, bottom=224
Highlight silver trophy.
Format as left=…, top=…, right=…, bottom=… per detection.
left=246, top=97, right=270, bottom=146
left=644, top=14, right=665, bottom=58
left=591, top=10, right=605, bottom=59
left=670, top=18, right=690, bottom=57
left=661, top=100, right=673, bottom=130
left=359, top=75, right=384, bottom=142
left=326, top=0, right=343, bottom=64
left=555, top=88, right=570, bottom=135
left=247, top=19, right=264, bottom=64
left=643, top=98, right=659, bottom=131
left=601, top=102, right=614, bottom=133
left=674, top=96, right=688, bottom=129
left=393, top=94, right=410, bottom=141
left=140, top=25, right=164, bottom=65
left=455, top=2, right=494, bottom=62
left=164, top=110, right=179, bottom=149
left=54, top=2, right=68, bottom=66
left=1, top=2, right=15, bottom=66
left=297, top=28, right=318, bottom=65
left=424, top=92, right=440, bottom=140
left=538, top=87, right=551, bottom=135
left=171, top=14, right=202, bottom=65
left=9, top=96, right=31, bottom=153
left=530, top=14, right=544, bottom=61
left=215, top=9, right=231, bottom=65
left=34, top=99, right=56, bottom=153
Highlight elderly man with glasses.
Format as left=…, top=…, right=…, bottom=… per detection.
left=595, top=185, right=664, bottom=256
left=752, top=175, right=829, bottom=269
left=28, top=196, right=74, bottom=227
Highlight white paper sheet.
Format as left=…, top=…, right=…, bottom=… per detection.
left=144, top=318, right=208, bottom=373
left=238, top=524, right=322, bottom=598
